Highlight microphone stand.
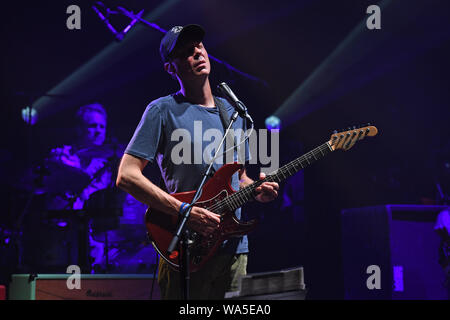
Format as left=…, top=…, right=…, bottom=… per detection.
left=167, top=110, right=240, bottom=300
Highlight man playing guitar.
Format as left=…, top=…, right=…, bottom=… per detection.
left=116, top=25, right=279, bottom=300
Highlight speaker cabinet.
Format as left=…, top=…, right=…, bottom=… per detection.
left=342, top=205, right=449, bottom=300
left=225, top=267, right=306, bottom=300
left=9, top=274, right=160, bottom=300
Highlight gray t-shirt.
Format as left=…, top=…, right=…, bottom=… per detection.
left=125, top=93, right=249, bottom=254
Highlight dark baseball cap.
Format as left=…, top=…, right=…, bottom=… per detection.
left=159, top=24, right=205, bottom=63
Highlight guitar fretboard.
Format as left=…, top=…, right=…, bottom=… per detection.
left=208, top=142, right=333, bottom=213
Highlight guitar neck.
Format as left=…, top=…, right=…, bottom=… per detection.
left=216, top=141, right=333, bottom=212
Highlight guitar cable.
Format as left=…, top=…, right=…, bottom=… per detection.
left=208, top=121, right=254, bottom=169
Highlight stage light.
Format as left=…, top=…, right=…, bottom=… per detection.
left=265, top=115, right=281, bottom=131
left=29, top=0, right=266, bottom=122
left=57, top=221, right=68, bottom=228
left=29, top=0, right=181, bottom=122
left=272, top=0, right=435, bottom=129
left=21, top=106, right=38, bottom=125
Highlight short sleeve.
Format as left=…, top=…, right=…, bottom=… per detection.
left=124, top=104, right=163, bottom=162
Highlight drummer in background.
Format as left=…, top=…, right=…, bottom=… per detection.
left=46, top=103, right=115, bottom=269
left=46, top=103, right=155, bottom=272
left=47, top=103, right=112, bottom=210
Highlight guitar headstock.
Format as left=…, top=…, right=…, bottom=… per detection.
left=328, top=125, right=378, bottom=151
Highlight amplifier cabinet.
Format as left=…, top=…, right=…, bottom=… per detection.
left=9, top=274, right=160, bottom=300
left=225, top=267, right=306, bottom=300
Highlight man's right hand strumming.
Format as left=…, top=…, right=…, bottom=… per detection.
left=117, top=154, right=221, bottom=238
left=186, top=206, right=221, bottom=237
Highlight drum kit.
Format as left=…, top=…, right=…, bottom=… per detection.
left=8, top=143, right=157, bottom=275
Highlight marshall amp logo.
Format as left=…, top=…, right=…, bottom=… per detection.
left=86, top=289, right=113, bottom=298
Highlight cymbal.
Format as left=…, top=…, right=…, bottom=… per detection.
left=16, top=160, right=91, bottom=194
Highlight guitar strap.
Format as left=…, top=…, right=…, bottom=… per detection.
left=214, top=96, right=231, bottom=130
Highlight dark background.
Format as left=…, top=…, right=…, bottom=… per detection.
left=1, top=0, right=450, bottom=299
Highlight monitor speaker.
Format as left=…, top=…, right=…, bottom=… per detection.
left=225, top=267, right=306, bottom=300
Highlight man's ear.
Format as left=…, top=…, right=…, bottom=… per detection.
left=164, top=62, right=176, bottom=77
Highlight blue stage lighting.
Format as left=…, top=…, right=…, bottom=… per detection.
left=265, top=115, right=281, bottom=131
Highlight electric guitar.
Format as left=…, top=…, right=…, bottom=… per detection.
left=145, top=125, right=378, bottom=272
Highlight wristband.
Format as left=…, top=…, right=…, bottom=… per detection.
left=179, top=202, right=189, bottom=215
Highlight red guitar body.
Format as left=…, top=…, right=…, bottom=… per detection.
left=145, top=162, right=257, bottom=273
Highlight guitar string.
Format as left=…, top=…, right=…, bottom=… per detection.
left=202, top=128, right=368, bottom=213
left=207, top=143, right=329, bottom=212
left=206, top=142, right=331, bottom=213
left=231, top=130, right=367, bottom=208
left=207, top=126, right=368, bottom=213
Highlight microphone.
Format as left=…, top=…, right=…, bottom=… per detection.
left=217, top=82, right=253, bottom=124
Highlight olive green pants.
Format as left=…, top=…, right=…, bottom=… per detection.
left=158, top=253, right=248, bottom=300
